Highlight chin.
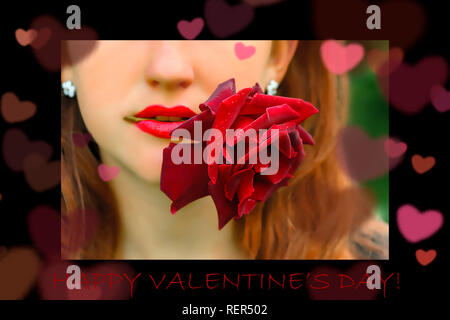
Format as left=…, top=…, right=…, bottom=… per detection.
left=133, top=158, right=163, bottom=183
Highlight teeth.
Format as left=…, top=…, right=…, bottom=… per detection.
left=168, top=116, right=182, bottom=122
left=155, top=116, right=169, bottom=121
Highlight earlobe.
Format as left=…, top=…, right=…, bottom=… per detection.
left=266, top=40, right=299, bottom=85
left=61, top=40, right=75, bottom=83
left=61, top=65, right=74, bottom=83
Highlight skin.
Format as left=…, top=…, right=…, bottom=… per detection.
left=62, top=40, right=298, bottom=259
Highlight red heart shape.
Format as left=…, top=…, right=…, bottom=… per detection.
left=0, top=247, right=41, bottom=299
left=1, top=92, right=36, bottom=123
left=2, top=128, right=53, bottom=172
left=30, top=27, right=52, bottom=49
left=29, top=15, right=98, bottom=72
left=415, top=249, right=437, bottom=266
left=308, top=262, right=380, bottom=300
left=27, top=205, right=61, bottom=260
left=204, top=0, right=254, bottom=38
left=15, top=28, right=37, bottom=46
left=411, top=154, right=435, bottom=174
left=367, top=47, right=404, bottom=78
left=39, top=261, right=134, bottom=300
left=23, top=153, right=60, bottom=192
left=313, top=0, right=426, bottom=50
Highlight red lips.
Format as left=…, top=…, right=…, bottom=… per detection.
left=135, top=105, right=197, bottom=118
left=132, top=105, right=197, bottom=139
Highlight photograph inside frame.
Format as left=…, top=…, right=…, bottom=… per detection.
left=60, top=40, right=389, bottom=260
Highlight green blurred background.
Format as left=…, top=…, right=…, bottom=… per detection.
left=347, top=41, right=389, bottom=223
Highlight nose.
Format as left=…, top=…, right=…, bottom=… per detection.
left=145, top=42, right=194, bottom=91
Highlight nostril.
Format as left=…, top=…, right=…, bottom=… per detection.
left=149, top=79, right=160, bottom=87
left=178, top=80, right=191, bottom=89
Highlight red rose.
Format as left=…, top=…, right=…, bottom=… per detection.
left=160, top=78, right=318, bottom=229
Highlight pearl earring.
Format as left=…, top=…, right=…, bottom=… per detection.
left=266, top=80, right=278, bottom=95
left=62, top=80, right=76, bottom=98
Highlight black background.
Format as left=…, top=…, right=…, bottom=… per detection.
left=0, top=0, right=447, bottom=314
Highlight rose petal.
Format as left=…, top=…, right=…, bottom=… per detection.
left=237, top=198, right=257, bottom=218
left=212, top=87, right=253, bottom=135
left=171, top=109, right=215, bottom=140
left=297, top=124, right=314, bottom=145
left=289, top=130, right=301, bottom=151
left=254, top=162, right=269, bottom=173
left=241, top=93, right=319, bottom=123
left=249, top=104, right=300, bottom=130
left=249, top=83, right=263, bottom=96
left=234, top=104, right=300, bottom=144
left=261, top=126, right=293, bottom=159
left=208, top=162, right=219, bottom=184
left=236, top=124, right=294, bottom=165
left=208, top=165, right=237, bottom=229
left=159, top=78, right=317, bottom=231
left=237, top=169, right=255, bottom=203
left=160, top=143, right=209, bottom=213
left=199, top=78, right=236, bottom=114
left=278, top=129, right=293, bottom=159
left=261, top=154, right=293, bottom=184
left=230, top=115, right=255, bottom=130
left=252, top=177, right=289, bottom=202
left=224, top=166, right=254, bottom=202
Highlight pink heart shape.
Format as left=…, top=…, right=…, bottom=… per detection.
left=336, top=126, right=388, bottom=182
left=177, top=17, right=204, bottom=40
left=234, top=42, right=255, bottom=60
left=386, top=56, right=448, bottom=115
left=384, top=137, right=407, bottom=158
left=397, top=204, right=443, bottom=243
left=430, top=85, right=450, bottom=113
left=98, top=164, right=120, bottom=181
left=320, top=40, right=364, bottom=74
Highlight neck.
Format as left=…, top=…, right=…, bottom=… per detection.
left=99, top=149, right=247, bottom=259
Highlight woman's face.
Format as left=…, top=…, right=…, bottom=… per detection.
left=64, top=40, right=284, bottom=182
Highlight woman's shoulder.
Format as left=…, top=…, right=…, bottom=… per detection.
left=347, top=216, right=389, bottom=259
